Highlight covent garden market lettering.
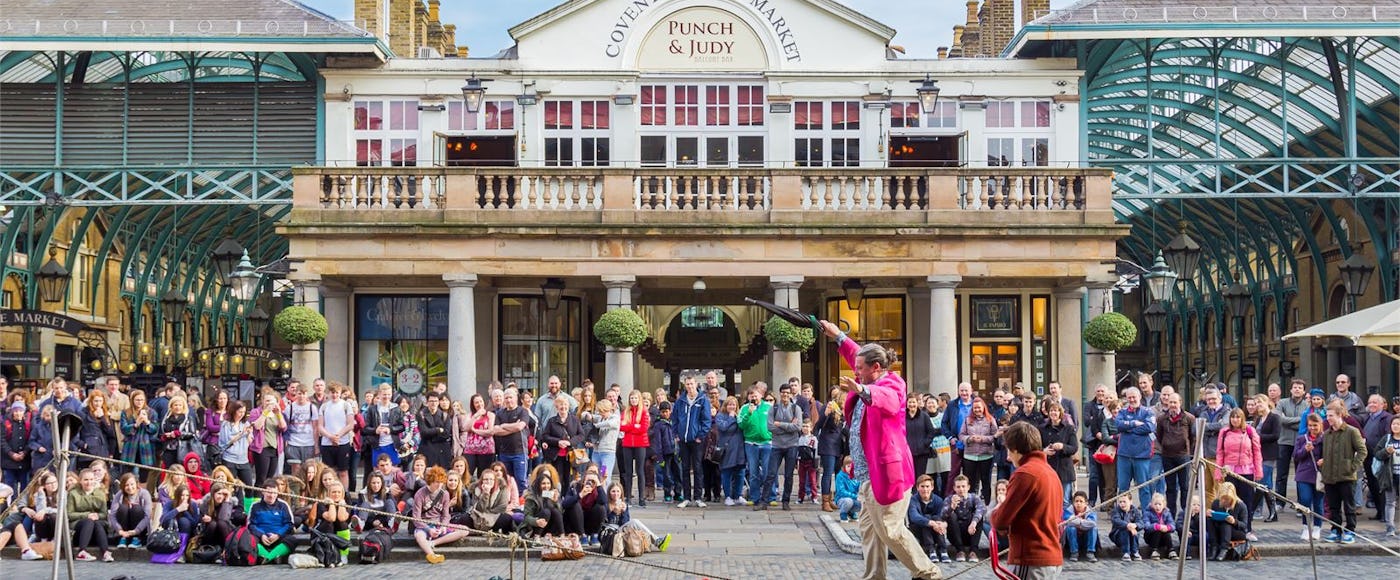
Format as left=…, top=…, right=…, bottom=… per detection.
left=605, top=0, right=801, bottom=61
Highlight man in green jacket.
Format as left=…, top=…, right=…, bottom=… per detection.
left=1320, top=402, right=1366, bottom=544
left=739, top=382, right=772, bottom=509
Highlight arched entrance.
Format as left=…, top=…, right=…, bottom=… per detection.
left=636, top=305, right=767, bottom=396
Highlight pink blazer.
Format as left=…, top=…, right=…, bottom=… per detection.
left=839, top=338, right=914, bottom=506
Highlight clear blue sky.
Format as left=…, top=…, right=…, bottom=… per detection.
left=300, top=0, right=1077, bottom=59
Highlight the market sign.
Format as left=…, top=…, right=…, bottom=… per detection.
left=1, top=309, right=89, bottom=335
left=607, top=1, right=800, bottom=65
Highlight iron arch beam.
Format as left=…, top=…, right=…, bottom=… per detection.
left=1087, top=91, right=1330, bottom=157
left=82, top=206, right=133, bottom=306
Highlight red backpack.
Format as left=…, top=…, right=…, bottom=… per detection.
left=223, top=525, right=258, bottom=566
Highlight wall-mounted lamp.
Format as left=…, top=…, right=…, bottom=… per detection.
left=612, top=94, right=635, bottom=106
left=842, top=278, right=867, bottom=310
left=516, top=93, right=538, bottom=106
left=912, top=74, right=941, bottom=114
left=417, top=103, right=447, bottom=112
left=461, top=73, right=492, bottom=113
left=769, top=102, right=793, bottom=114
left=541, top=277, right=565, bottom=310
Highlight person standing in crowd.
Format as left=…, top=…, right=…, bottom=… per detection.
left=1, top=401, right=30, bottom=490
left=1196, top=386, right=1230, bottom=503
left=1215, top=408, right=1262, bottom=541
left=1320, top=401, right=1366, bottom=544
left=157, top=395, right=199, bottom=471
left=905, top=396, right=936, bottom=494
left=673, top=374, right=712, bottom=509
left=958, top=398, right=997, bottom=505
left=739, top=383, right=773, bottom=510
left=1361, top=394, right=1394, bottom=522
left=815, top=398, right=845, bottom=512
left=281, top=385, right=318, bottom=480
left=492, top=388, right=533, bottom=496
left=28, top=405, right=56, bottom=477
left=616, top=389, right=652, bottom=506
left=1047, top=381, right=1077, bottom=425
left=541, top=396, right=585, bottom=492
left=1248, top=394, right=1281, bottom=523
left=1275, top=379, right=1307, bottom=505
left=941, top=382, right=975, bottom=497
left=77, top=391, right=116, bottom=470
left=459, top=393, right=496, bottom=479
left=714, top=396, right=746, bottom=506
left=766, top=383, right=804, bottom=511
left=534, top=375, right=578, bottom=426
left=39, top=377, right=82, bottom=416
left=1329, top=374, right=1363, bottom=417
left=1375, top=415, right=1400, bottom=537
left=203, top=390, right=229, bottom=465
left=249, top=392, right=286, bottom=487
left=1039, top=402, right=1078, bottom=506
left=114, top=388, right=155, bottom=483
left=363, top=388, right=406, bottom=475
left=219, top=401, right=254, bottom=486
left=1294, top=414, right=1326, bottom=541
left=591, top=398, right=620, bottom=484
left=819, top=319, right=942, bottom=580
left=316, top=384, right=356, bottom=488
left=418, top=392, right=455, bottom=470
left=1115, top=387, right=1157, bottom=510
left=1155, top=392, right=1196, bottom=518
left=704, top=371, right=728, bottom=403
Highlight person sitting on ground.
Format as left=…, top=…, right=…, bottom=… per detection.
left=523, top=464, right=566, bottom=538
left=208, top=464, right=245, bottom=506
left=833, top=456, right=861, bottom=522
left=1206, top=482, right=1248, bottom=561
left=469, top=468, right=516, bottom=534
left=157, top=464, right=188, bottom=508
left=159, top=485, right=202, bottom=536
left=108, top=472, right=153, bottom=550
left=603, top=482, right=671, bottom=553
left=1110, top=494, right=1144, bottom=561
left=248, top=481, right=294, bottom=563
left=444, top=469, right=473, bottom=521
left=907, top=474, right=951, bottom=563
left=198, top=483, right=238, bottom=549
left=940, top=474, right=986, bottom=563
left=412, top=465, right=470, bottom=564
left=308, top=480, right=351, bottom=566
left=68, top=468, right=113, bottom=562
left=358, top=471, right=394, bottom=531
left=0, top=480, right=43, bottom=560
left=1141, top=492, right=1176, bottom=560
left=14, top=470, right=59, bottom=543
left=488, top=461, right=521, bottom=508
left=182, top=452, right=210, bottom=501
left=1062, top=490, right=1099, bottom=562
left=562, top=470, right=607, bottom=546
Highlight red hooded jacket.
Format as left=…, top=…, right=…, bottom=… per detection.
left=183, top=451, right=210, bottom=500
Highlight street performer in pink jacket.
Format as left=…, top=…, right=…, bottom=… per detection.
left=821, top=319, right=942, bottom=580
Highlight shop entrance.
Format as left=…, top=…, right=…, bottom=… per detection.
left=969, top=343, right=1019, bottom=400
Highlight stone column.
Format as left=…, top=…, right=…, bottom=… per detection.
left=445, top=274, right=478, bottom=401
left=1054, top=286, right=1085, bottom=406
left=1295, top=336, right=1314, bottom=386
left=770, top=276, right=804, bottom=387
left=290, top=277, right=322, bottom=383
left=603, top=275, right=637, bottom=401
left=38, top=328, right=56, bottom=379
left=321, top=284, right=351, bottom=383
left=927, top=275, right=961, bottom=397
left=1084, top=281, right=1116, bottom=397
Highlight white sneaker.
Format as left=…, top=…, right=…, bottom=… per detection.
left=724, top=498, right=735, bottom=506
left=1245, top=532, right=1259, bottom=542
left=739, top=496, right=750, bottom=505
left=1301, top=527, right=1312, bottom=541
left=1312, top=526, right=1324, bottom=540
left=695, top=500, right=707, bottom=508
left=677, top=500, right=690, bottom=508
left=21, top=549, right=41, bottom=561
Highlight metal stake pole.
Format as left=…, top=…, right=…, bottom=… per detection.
left=49, top=416, right=76, bottom=580
left=1175, top=419, right=1206, bottom=580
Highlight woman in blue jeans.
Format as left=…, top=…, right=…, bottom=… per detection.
left=714, top=398, right=747, bottom=504
left=813, top=399, right=844, bottom=510
left=1293, top=414, right=1326, bottom=540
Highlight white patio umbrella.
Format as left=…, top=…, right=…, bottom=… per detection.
left=1283, top=299, right=1400, bottom=362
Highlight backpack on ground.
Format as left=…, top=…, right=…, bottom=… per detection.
left=223, top=526, right=258, bottom=566
left=359, top=528, right=394, bottom=564
left=308, top=527, right=351, bottom=567
left=621, top=526, right=651, bottom=557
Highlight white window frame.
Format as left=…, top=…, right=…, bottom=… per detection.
left=984, top=99, right=1052, bottom=167
left=890, top=101, right=958, bottom=131
left=353, top=99, right=420, bottom=167
left=638, top=83, right=766, bottom=167
left=794, top=100, right=861, bottom=167
left=543, top=100, right=612, bottom=167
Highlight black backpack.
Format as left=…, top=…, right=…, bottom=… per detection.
left=223, top=526, right=258, bottom=566
left=359, top=528, right=394, bottom=564
left=308, top=527, right=351, bottom=567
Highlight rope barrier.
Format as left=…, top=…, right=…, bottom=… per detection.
left=62, top=449, right=734, bottom=580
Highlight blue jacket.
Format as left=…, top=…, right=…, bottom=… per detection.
left=941, top=398, right=974, bottom=449
left=247, top=498, right=293, bottom=538
left=907, top=492, right=945, bottom=528
left=1141, top=506, right=1175, bottom=533
left=834, top=470, right=859, bottom=504
left=672, top=393, right=712, bottom=442
left=27, top=417, right=55, bottom=470
left=648, top=417, right=678, bottom=458
left=1114, top=405, right=1156, bottom=459
left=713, top=413, right=746, bottom=470
left=1110, top=505, right=1143, bottom=532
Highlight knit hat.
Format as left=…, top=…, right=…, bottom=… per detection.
left=8, top=401, right=24, bottom=412
left=1308, top=388, right=1325, bottom=399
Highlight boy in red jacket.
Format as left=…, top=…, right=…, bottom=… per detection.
left=990, top=421, right=1064, bottom=579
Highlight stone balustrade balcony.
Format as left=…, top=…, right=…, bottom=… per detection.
left=290, top=166, right=1115, bottom=228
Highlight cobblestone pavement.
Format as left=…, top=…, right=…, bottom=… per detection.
left=4, top=499, right=1396, bottom=579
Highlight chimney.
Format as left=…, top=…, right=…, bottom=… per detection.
left=986, top=0, right=1015, bottom=56
left=952, top=25, right=964, bottom=49
left=965, top=1, right=980, bottom=25
left=428, top=0, right=440, bottom=22
left=937, top=47, right=949, bottom=59
left=1021, top=0, right=1050, bottom=24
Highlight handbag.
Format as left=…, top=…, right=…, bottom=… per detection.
left=539, top=533, right=586, bottom=561
left=147, top=525, right=183, bottom=555
left=1093, top=444, right=1117, bottom=465
left=703, top=428, right=723, bottom=463
left=570, top=447, right=591, bottom=466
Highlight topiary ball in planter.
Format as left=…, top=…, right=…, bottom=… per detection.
left=1083, top=312, right=1138, bottom=352
left=764, top=315, right=816, bottom=352
left=593, top=308, right=648, bottom=349
left=273, top=306, right=329, bottom=346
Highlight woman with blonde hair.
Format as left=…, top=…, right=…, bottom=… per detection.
left=158, top=395, right=199, bottom=469
left=1206, top=482, right=1248, bottom=560
left=591, top=398, right=620, bottom=484
left=1216, top=407, right=1262, bottom=539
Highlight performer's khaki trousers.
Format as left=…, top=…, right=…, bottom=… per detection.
left=858, top=481, right=942, bottom=580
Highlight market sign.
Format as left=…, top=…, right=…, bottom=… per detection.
left=1, top=309, right=89, bottom=335
left=0, top=351, right=43, bottom=365
left=637, top=6, right=769, bottom=70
